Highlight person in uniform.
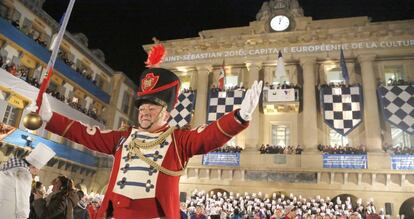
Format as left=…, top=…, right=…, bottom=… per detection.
left=0, top=143, right=56, bottom=219
left=36, top=45, right=263, bottom=218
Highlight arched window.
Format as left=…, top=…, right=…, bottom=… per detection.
left=326, top=67, right=345, bottom=84
left=272, top=124, right=290, bottom=147
left=384, top=65, right=404, bottom=85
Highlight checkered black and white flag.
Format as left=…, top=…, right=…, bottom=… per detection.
left=320, top=86, right=363, bottom=136
left=168, top=92, right=196, bottom=127
left=207, top=90, right=245, bottom=123
left=378, top=85, right=414, bottom=134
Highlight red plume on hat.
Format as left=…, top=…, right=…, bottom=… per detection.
left=136, top=43, right=180, bottom=111
left=145, top=44, right=166, bottom=68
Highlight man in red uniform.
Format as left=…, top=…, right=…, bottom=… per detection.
left=37, top=64, right=262, bottom=218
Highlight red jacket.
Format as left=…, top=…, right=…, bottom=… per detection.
left=46, top=110, right=248, bottom=219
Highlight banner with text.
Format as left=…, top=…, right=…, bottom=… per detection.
left=266, top=88, right=296, bottom=102
left=391, top=155, right=414, bottom=170
left=202, top=152, right=240, bottom=166
left=323, top=154, right=367, bottom=169
left=164, top=39, right=414, bottom=63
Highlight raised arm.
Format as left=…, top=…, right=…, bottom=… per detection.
left=45, top=112, right=127, bottom=155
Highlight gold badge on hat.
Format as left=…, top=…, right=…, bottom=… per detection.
left=141, top=73, right=159, bottom=92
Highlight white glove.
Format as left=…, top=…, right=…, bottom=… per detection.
left=26, top=93, right=53, bottom=122
left=239, top=80, right=263, bottom=121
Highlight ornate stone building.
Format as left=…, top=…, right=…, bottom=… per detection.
left=0, top=0, right=137, bottom=194
left=144, top=0, right=414, bottom=216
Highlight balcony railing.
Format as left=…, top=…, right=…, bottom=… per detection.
left=0, top=17, right=110, bottom=103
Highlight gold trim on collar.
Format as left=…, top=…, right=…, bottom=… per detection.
left=129, top=127, right=175, bottom=149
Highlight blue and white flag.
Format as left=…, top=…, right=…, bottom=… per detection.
left=168, top=92, right=196, bottom=127
left=377, top=85, right=414, bottom=134
left=207, top=90, right=244, bottom=123
left=320, top=86, right=363, bottom=136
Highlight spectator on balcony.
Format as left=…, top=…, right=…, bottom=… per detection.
left=6, top=63, right=18, bottom=76
left=11, top=19, right=20, bottom=28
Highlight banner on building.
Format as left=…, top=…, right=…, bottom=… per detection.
left=8, top=95, right=26, bottom=108
left=320, top=86, right=363, bottom=136
left=323, top=154, right=367, bottom=169
left=266, top=88, right=295, bottom=102
left=202, top=152, right=240, bottom=166
left=207, top=90, right=244, bottom=123
left=2, top=128, right=97, bottom=167
left=377, top=85, right=414, bottom=134
left=169, top=92, right=196, bottom=128
left=391, top=155, right=414, bottom=170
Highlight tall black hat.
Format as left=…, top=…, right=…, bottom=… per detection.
left=135, top=44, right=180, bottom=111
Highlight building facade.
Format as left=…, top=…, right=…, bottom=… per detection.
left=0, top=0, right=137, bottom=194
left=144, top=0, right=414, bottom=216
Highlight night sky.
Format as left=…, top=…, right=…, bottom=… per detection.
left=42, top=0, right=414, bottom=84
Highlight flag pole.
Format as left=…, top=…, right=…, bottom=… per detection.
left=23, top=0, right=76, bottom=130
left=36, top=0, right=76, bottom=112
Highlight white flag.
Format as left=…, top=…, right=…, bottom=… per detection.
left=275, top=50, right=286, bottom=83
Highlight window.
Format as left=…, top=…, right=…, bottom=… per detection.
left=49, top=81, right=58, bottom=92
left=0, top=3, right=10, bottom=19
left=329, top=129, right=348, bottom=146
left=181, top=81, right=190, bottom=91
left=326, top=67, right=344, bottom=84
left=11, top=9, right=21, bottom=23
left=179, top=75, right=191, bottom=91
left=2, top=105, right=19, bottom=126
left=391, top=125, right=412, bottom=148
left=121, top=92, right=131, bottom=114
left=225, top=75, right=239, bottom=88
left=272, top=125, right=290, bottom=147
left=384, top=65, right=404, bottom=85
left=118, top=118, right=128, bottom=129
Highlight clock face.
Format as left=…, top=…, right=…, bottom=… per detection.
left=270, top=15, right=290, bottom=31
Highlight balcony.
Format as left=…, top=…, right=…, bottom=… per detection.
left=0, top=68, right=105, bottom=127
left=0, top=17, right=110, bottom=103
left=262, top=87, right=300, bottom=114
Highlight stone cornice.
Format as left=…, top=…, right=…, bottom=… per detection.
left=146, top=18, right=414, bottom=58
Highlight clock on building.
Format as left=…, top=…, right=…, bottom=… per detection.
left=270, top=15, right=290, bottom=31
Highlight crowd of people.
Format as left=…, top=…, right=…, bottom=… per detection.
left=259, top=144, right=303, bottom=155
left=212, top=145, right=244, bottom=153
left=1, top=59, right=106, bottom=124
left=183, top=189, right=384, bottom=219
left=383, top=144, right=414, bottom=155
left=385, top=79, right=414, bottom=86
left=182, top=88, right=197, bottom=93
left=317, top=144, right=367, bottom=155
left=263, top=81, right=301, bottom=90
left=27, top=176, right=104, bottom=219
left=6, top=15, right=101, bottom=87
left=319, top=82, right=359, bottom=88
left=210, top=84, right=246, bottom=92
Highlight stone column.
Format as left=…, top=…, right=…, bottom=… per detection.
left=244, top=62, right=261, bottom=150
left=358, top=54, right=382, bottom=152
left=193, top=65, right=211, bottom=127
left=300, top=57, right=318, bottom=151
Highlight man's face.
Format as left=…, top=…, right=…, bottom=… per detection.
left=51, top=178, right=62, bottom=192
left=138, top=103, right=168, bottom=131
